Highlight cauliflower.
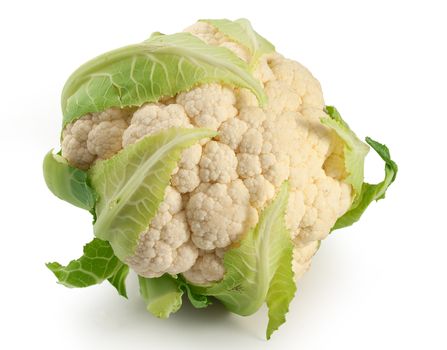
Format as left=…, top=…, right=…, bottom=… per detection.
left=60, top=63, right=347, bottom=281
left=44, top=18, right=397, bottom=339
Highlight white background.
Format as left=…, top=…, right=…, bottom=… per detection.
left=1, top=0, right=446, bottom=349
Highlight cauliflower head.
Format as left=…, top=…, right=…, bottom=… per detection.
left=44, top=19, right=397, bottom=339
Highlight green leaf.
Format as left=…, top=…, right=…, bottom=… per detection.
left=195, top=182, right=295, bottom=338
left=42, top=150, right=96, bottom=211
left=46, top=238, right=124, bottom=289
left=176, top=276, right=212, bottom=309
left=332, top=137, right=398, bottom=230
left=201, top=18, right=275, bottom=68
left=320, top=107, right=398, bottom=231
left=321, top=106, right=370, bottom=197
left=266, top=233, right=296, bottom=339
left=62, top=32, right=267, bottom=126
left=138, top=274, right=183, bottom=319
left=90, top=128, right=216, bottom=261
left=107, top=264, right=129, bottom=298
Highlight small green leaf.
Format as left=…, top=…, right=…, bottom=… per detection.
left=332, top=137, right=398, bottom=230
left=321, top=106, right=370, bottom=197
left=43, top=150, right=96, bottom=211
left=138, top=274, right=183, bottom=319
left=177, top=276, right=212, bottom=309
left=90, top=128, right=216, bottom=261
left=46, top=238, right=123, bottom=288
left=107, top=264, right=129, bottom=298
left=266, top=235, right=296, bottom=339
left=62, top=32, right=266, bottom=126
left=201, top=18, right=275, bottom=68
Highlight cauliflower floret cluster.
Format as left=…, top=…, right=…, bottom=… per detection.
left=126, top=186, right=198, bottom=277
left=62, top=108, right=134, bottom=169
left=60, top=22, right=352, bottom=285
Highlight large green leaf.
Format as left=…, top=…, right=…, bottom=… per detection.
left=201, top=18, right=275, bottom=68
left=190, top=182, right=295, bottom=338
left=332, top=137, right=398, bottom=230
left=139, top=274, right=183, bottom=319
left=90, top=128, right=216, bottom=261
left=62, top=32, right=266, bottom=126
left=46, top=238, right=126, bottom=295
left=42, top=150, right=96, bottom=211
left=321, top=106, right=370, bottom=197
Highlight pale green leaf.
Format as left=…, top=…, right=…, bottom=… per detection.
left=62, top=32, right=266, bottom=126
left=201, top=18, right=275, bottom=68
left=42, top=150, right=96, bottom=211
left=176, top=276, right=212, bottom=309
left=321, top=106, right=370, bottom=197
left=199, top=182, right=295, bottom=329
left=332, top=137, right=398, bottom=230
left=90, top=128, right=216, bottom=261
left=266, top=234, right=296, bottom=339
left=139, top=275, right=183, bottom=319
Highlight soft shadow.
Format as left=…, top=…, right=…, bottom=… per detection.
left=74, top=273, right=265, bottom=344
left=70, top=240, right=347, bottom=347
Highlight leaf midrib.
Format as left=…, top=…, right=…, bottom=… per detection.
left=151, top=44, right=260, bottom=98
left=63, top=33, right=265, bottom=119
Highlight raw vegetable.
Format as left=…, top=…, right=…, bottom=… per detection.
left=43, top=18, right=397, bottom=339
